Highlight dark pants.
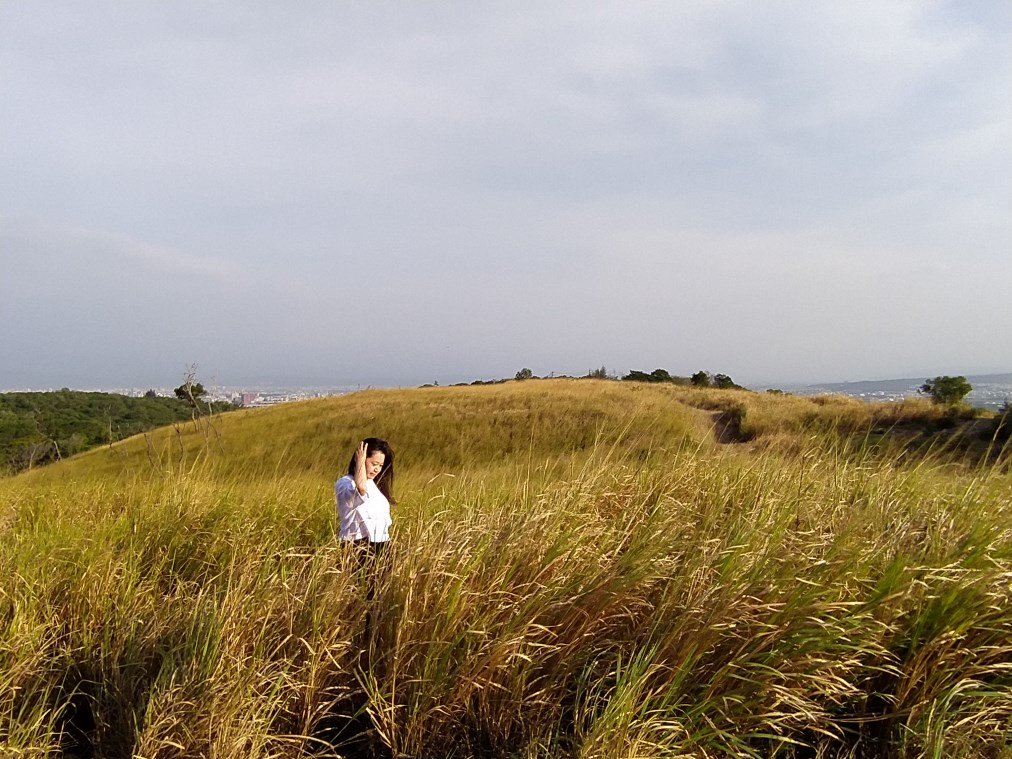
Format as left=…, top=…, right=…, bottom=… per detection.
left=349, top=539, right=386, bottom=612
left=351, top=538, right=385, bottom=576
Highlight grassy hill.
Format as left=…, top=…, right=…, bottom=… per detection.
left=23, top=380, right=708, bottom=484
left=21, top=379, right=1002, bottom=486
left=1, top=381, right=1010, bottom=758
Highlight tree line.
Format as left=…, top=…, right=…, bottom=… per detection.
left=428, top=367, right=746, bottom=388
left=0, top=388, right=234, bottom=474
left=511, top=366, right=744, bottom=388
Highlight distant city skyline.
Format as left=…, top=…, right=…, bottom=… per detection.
left=3, top=3, right=1009, bottom=388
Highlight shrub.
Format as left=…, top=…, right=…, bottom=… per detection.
left=622, top=369, right=690, bottom=385
left=712, top=373, right=741, bottom=390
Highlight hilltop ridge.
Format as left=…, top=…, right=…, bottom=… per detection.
left=18, top=379, right=1007, bottom=487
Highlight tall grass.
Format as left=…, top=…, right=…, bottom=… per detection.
left=1, top=382, right=1010, bottom=757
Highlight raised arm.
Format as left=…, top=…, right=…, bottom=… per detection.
left=353, top=440, right=369, bottom=496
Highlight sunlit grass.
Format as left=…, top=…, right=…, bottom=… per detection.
left=1, top=381, right=1009, bottom=757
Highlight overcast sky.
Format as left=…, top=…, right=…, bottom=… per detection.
left=2, top=2, right=1009, bottom=389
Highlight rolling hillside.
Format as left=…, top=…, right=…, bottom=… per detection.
left=21, top=379, right=1000, bottom=486
left=24, top=380, right=713, bottom=484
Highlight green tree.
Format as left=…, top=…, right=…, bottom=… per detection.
left=919, top=376, right=972, bottom=406
left=174, top=381, right=207, bottom=407
left=514, top=368, right=534, bottom=381
left=691, top=370, right=710, bottom=387
left=713, top=373, right=739, bottom=390
left=174, top=382, right=205, bottom=400
left=623, top=368, right=689, bottom=384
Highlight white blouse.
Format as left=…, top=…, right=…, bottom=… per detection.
left=335, top=475, right=391, bottom=542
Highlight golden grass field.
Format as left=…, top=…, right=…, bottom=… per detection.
left=1, top=380, right=1010, bottom=758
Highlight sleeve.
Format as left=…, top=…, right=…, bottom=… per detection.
left=336, top=476, right=372, bottom=538
left=338, top=475, right=369, bottom=499
left=337, top=477, right=370, bottom=512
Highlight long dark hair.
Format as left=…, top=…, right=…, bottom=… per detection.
left=347, top=437, right=396, bottom=503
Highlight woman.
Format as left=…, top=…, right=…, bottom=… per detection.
left=335, top=437, right=395, bottom=556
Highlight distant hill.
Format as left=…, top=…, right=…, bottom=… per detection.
left=0, top=390, right=233, bottom=474
left=802, top=372, right=1012, bottom=392
left=794, top=373, right=1012, bottom=410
